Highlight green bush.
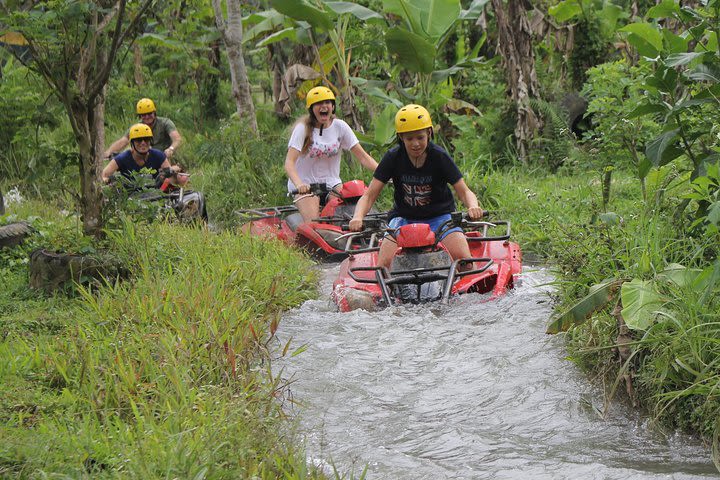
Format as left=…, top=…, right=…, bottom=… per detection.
left=187, top=118, right=290, bottom=228
left=0, top=56, right=75, bottom=191
left=580, top=60, right=661, bottom=172
left=569, top=15, right=612, bottom=90
left=454, top=65, right=515, bottom=166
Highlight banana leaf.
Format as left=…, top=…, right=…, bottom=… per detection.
left=546, top=279, right=625, bottom=334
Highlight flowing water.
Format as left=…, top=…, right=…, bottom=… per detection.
left=276, top=266, right=717, bottom=479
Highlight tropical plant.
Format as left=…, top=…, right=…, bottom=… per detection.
left=213, top=0, right=259, bottom=133
left=134, top=0, right=226, bottom=121
left=581, top=60, right=661, bottom=200
left=548, top=0, right=625, bottom=88
left=620, top=1, right=720, bottom=226
left=0, top=0, right=154, bottom=236
left=685, top=161, right=720, bottom=239
left=254, top=0, right=386, bottom=131
left=373, top=0, right=489, bottom=144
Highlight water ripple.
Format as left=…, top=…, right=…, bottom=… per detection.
left=276, top=265, right=716, bottom=479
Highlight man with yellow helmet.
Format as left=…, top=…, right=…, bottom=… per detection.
left=103, top=98, right=182, bottom=160
left=101, top=123, right=173, bottom=183
left=284, top=86, right=378, bottom=222
left=349, top=104, right=484, bottom=270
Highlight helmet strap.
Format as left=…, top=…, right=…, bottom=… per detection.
left=130, top=139, right=150, bottom=161
left=308, top=102, right=335, bottom=135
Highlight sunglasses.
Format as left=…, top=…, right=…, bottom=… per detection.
left=134, top=138, right=152, bottom=144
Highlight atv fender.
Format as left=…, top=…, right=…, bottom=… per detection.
left=295, top=223, right=337, bottom=255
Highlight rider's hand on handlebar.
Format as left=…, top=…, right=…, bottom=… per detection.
left=297, top=183, right=311, bottom=195
left=160, top=167, right=176, bottom=179
left=467, top=207, right=485, bottom=220
left=348, top=217, right=364, bottom=231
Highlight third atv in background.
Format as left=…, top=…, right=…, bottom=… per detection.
left=107, top=168, right=208, bottom=224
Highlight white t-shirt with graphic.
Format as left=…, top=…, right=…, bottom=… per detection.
left=286, top=118, right=359, bottom=192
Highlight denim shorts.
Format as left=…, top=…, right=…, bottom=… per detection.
left=388, top=213, right=461, bottom=241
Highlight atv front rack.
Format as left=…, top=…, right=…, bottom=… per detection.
left=310, top=211, right=387, bottom=225
left=348, top=256, right=494, bottom=306
left=235, top=205, right=299, bottom=221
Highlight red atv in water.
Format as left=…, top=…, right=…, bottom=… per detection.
left=236, top=180, right=385, bottom=262
left=331, top=212, right=522, bottom=311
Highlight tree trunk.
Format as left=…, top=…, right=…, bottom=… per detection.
left=212, top=0, right=258, bottom=134
left=269, top=44, right=287, bottom=117
left=70, top=96, right=105, bottom=237
left=133, top=42, right=144, bottom=87
left=491, top=0, right=541, bottom=164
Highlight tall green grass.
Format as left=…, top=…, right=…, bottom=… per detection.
left=0, top=217, right=329, bottom=478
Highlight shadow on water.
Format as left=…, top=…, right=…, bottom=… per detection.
left=275, top=265, right=717, bottom=479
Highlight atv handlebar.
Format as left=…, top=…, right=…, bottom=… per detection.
left=288, top=182, right=331, bottom=197
left=339, top=217, right=386, bottom=232
left=444, top=211, right=512, bottom=241
left=340, top=211, right=510, bottom=243
left=333, top=217, right=389, bottom=254
left=235, top=204, right=299, bottom=221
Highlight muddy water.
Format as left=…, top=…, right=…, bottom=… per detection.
left=276, top=266, right=716, bottom=479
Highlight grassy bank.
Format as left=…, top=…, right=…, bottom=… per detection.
left=0, top=200, right=327, bottom=477
left=482, top=166, right=719, bottom=452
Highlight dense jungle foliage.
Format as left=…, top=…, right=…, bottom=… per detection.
left=1, top=0, right=720, bottom=476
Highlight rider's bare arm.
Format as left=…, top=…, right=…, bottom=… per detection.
left=284, top=147, right=310, bottom=194
left=349, top=178, right=385, bottom=231
left=165, top=130, right=182, bottom=159
left=104, top=135, right=129, bottom=159
left=349, top=143, right=379, bottom=172
left=101, top=159, right=119, bottom=183
left=452, top=178, right=483, bottom=220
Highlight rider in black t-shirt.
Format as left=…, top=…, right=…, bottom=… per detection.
left=349, top=104, right=484, bottom=270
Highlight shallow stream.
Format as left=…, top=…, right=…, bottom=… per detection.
left=276, top=266, right=716, bottom=479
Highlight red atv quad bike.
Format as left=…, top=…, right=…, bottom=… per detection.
left=109, top=168, right=208, bottom=223
left=331, top=212, right=522, bottom=312
left=236, top=180, right=385, bottom=262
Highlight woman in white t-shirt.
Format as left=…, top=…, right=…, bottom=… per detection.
left=285, top=86, right=378, bottom=222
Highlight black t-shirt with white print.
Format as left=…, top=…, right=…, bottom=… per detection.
left=373, top=141, right=462, bottom=220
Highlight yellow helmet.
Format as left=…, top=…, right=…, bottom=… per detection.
left=129, top=123, right=153, bottom=141
left=395, top=104, right=433, bottom=133
left=305, top=86, right=336, bottom=109
left=136, top=98, right=156, bottom=115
